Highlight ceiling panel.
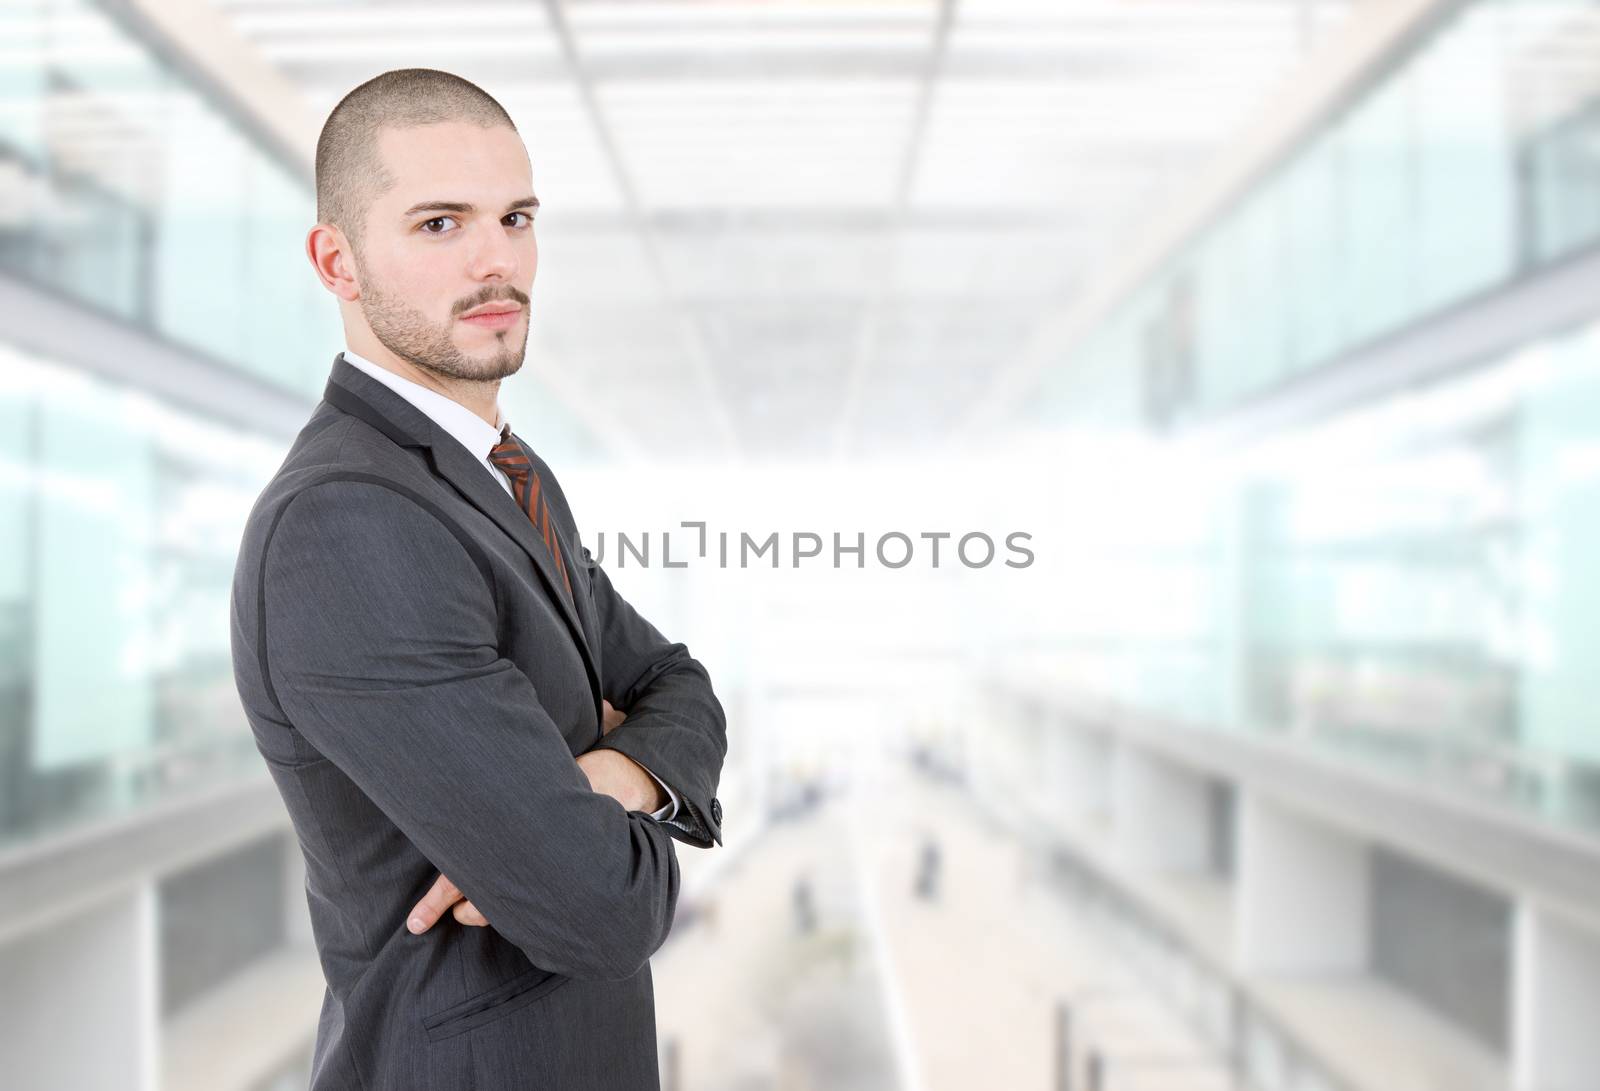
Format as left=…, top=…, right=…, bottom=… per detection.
left=209, top=0, right=1352, bottom=461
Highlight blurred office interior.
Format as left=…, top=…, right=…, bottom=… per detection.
left=2, top=0, right=1599, bottom=1088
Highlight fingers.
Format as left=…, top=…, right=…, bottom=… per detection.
left=601, top=698, right=627, bottom=735
left=452, top=899, right=489, bottom=927
left=407, top=874, right=489, bottom=933
left=407, top=873, right=463, bottom=934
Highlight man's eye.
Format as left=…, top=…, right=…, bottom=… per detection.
left=507, top=211, right=534, bottom=228
left=421, top=216, right=456, bottom=234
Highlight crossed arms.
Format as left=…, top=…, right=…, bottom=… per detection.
left=262, top=479, right=727, bottom=981
left=409, top=698, right=647, bottom=932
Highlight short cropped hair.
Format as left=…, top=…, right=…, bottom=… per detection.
left=315, top=68, right=517, bottom=256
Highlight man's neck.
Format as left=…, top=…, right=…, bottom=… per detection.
left=347, top=341, right=501, bottom=430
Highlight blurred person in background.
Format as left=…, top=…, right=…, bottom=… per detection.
left=229, top=68, right=727, bottom=1091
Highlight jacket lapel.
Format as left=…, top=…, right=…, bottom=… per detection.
left=321, top=353, right=601, bottom=713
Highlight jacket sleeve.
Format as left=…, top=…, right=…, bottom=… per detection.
left=579, top=545, right=728, bottom=848
left=261, top=479, right=678, bottom=981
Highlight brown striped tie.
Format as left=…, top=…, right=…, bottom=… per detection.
left=487, top=426, right=574, bottom=606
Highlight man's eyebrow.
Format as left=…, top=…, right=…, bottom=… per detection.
left=401, top=196, right=540, bottom=218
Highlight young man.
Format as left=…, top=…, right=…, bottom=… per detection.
left=229, top=68, right=726, bottom=1090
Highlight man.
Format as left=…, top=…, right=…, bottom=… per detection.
left=229, top=68, right=726, bottom=1090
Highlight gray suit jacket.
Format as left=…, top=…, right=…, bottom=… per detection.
left=229, top=352, right=727, bottom=1090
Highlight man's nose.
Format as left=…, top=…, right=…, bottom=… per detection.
left=466, top=219, right=520, bottom=280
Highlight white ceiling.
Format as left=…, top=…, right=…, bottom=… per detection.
left=209, top=0, right=1352, bottom=461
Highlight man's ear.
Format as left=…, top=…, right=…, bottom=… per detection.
left=307, top=223, right=361, bottom=302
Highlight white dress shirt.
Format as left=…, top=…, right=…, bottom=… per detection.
left=341, top=348, right=679, bottom=821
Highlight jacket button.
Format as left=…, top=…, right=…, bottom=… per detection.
left=710, top=797, right=722, bottom=824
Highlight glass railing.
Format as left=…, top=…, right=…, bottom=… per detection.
left=1029, top=807, right=1358, bottom=1091
left=0, top=0, right=342, bottom=401
left=1030, top=0, right=1600, bottom=430
left=1029, top=317, right=1600, bottom=837
left=0, top=346, right=286, bottom=854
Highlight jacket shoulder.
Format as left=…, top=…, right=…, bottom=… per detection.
left=244, top=406, right=435, bottom=528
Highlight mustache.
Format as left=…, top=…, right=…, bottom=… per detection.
left=456, top=288, right=529, bottom=315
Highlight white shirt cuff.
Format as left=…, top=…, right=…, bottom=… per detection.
left=637, top=762, right=680, bottom=821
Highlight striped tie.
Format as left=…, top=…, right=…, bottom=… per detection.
left=487, top=426, right=574, bottom=606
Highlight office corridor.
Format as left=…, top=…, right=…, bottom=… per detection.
left=6, top=0, right=1600, bottom=1086
left=654, top=758, right=1238, bottom=1091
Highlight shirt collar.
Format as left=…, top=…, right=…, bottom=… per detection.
left=341, top=347, right=510, bottom=462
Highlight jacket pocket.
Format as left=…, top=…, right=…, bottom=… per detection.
left=421, top=964, right=571, bottom=1042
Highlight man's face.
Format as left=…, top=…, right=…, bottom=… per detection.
left=351, top=119, right=537, bottom=384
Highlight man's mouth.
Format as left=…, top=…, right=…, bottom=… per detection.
left=461, top=305, right=524, bottom=329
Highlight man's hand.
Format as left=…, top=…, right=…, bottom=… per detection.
left=577, top=698, right=665, bottom=813
left=582, top=695, right=669, bottom=812
left=407, top=700, right=655, bottom=935
left=575, top=747, right=667, bottom=813
left=407, top=873, right=487, bottom=934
